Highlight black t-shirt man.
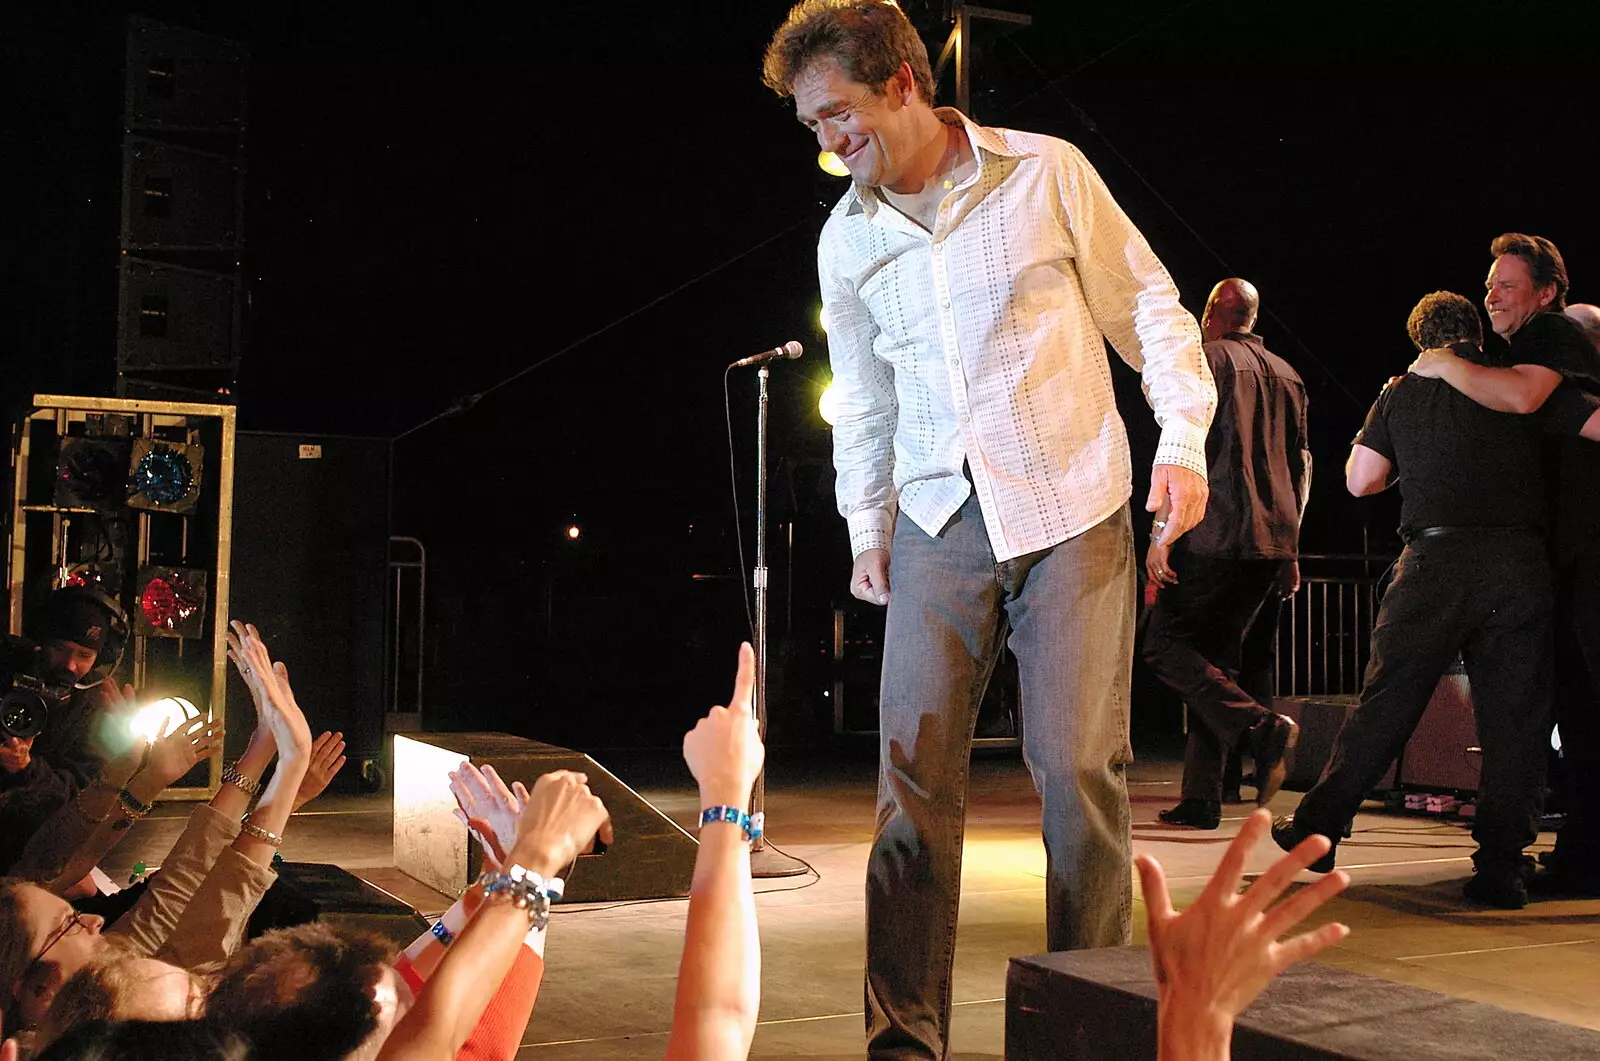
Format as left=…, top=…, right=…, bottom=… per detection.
left=1355, top=342, right=1548, bottom=537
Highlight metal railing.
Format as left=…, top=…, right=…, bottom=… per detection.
left=1276, top=555, right=1392, bottom=699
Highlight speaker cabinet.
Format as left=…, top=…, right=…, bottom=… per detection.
left=226, top=433, right=388, bottom=762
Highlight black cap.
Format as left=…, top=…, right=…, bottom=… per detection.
left=36, top=589, right=114, bottom=653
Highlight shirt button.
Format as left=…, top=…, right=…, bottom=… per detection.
left=960, top=414, right=971, bottom=424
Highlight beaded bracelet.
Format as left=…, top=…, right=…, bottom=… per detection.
left=699, top=806, right=764, bottom=842
left=221, top=763, right=262, bottom=797
left=479, top=864, right=563, bottom=929
left=239, top=818, right=283, bottom=848
left=430, top=920, right=455, bottom=946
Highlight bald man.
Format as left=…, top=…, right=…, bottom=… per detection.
left=1142, top=280, right=1311, bottom=828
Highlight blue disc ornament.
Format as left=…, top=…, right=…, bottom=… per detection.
left=130, top=445, right=194, bottom=506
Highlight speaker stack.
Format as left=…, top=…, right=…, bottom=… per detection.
left=116, top=16, right=248, bottom=402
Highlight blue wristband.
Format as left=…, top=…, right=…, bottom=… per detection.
left=699, top=805, right=764, bottom=842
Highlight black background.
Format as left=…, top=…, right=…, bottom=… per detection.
left=7, top=0, right=1599, bottom=750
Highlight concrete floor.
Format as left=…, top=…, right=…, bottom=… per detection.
left=109, top=752, right=1600, bottom=1059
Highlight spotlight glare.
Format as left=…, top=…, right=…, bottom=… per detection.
left=130, top=696, right=201, bottom=743
left=819, top=382, right=843, bottom=427
left=817, top=151, right=849, bottom=177
left=566, top=525, right=581, bottom=540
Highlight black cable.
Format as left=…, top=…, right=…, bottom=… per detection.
left=392, top=212, right=820, bottom=444
left=724, top=368, right=757, bottom=643
left=999, top=35, right=1366, bottom=411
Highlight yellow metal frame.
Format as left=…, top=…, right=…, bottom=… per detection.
left=9, top=394, right=236, bottom=801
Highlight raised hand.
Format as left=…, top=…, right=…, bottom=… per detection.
left=227, top=622, right=312, bottom=760
left=506, top=770, right=613, bottom=880
left=682, top=643, right=765, bottom=809
left=145, top=713, right=225, bottom=788
left=1135, top=809, right=1350, bottom=1028
left=449, top=762, right=525, bottom=868
left=293, top=730, right=347, bottom=810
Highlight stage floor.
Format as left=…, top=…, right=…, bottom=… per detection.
left=112, top=752, right=1600, bottom=1059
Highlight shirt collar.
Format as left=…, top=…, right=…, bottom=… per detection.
left=835, top=109, right=1030, bottom=218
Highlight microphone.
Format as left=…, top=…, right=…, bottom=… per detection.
left=729, top=340, right=803, bottom=368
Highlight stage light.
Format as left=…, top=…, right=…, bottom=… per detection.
left=817, top=151, right=849, bottom=177
left=56, top=438, right=133, bottom=509
left=816, top=306, right=827, bottom=334
left=818, top=381, right=843, bottom=427
left=126, top=438, right=203, bottom=513
left=129, top=695, right=201, bottom=743
left=135, top=565, right=208, bottom=638
left=566, top=525, right=582, bottom=541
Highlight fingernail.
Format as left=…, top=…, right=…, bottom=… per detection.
left=877, top=594, right=889, bottom=605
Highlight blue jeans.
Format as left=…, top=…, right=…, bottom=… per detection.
left=866, top=495, right=1136, bottom=1060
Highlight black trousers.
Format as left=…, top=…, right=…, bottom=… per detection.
left=1552, top=534, right=1600, bottom=868
left=1141, top=553, right=1283, bottom=802
left=1295, top=532, right=1553, bottom=871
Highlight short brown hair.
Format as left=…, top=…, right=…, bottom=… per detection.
left=205, top=923, right=393, bottom=1061
left=1407, top=291, right=1483, bottom=351
left=1490, top=232, right=1569, bottom=309
left=762, top=1, right=935, bottom=104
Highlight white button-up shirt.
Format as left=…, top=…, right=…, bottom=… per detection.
left=820, top=111, right=1216, bottom=563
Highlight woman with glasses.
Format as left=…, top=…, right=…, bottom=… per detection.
left=0, top=624, right=315, bottom=1034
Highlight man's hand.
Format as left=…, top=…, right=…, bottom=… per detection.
left=1146, top=541, right=1178, bottom=588
left=1135, top=809, right=1350, bottom=1028
left=450, top=761, right=528, bottom=869
left=683, top=643, right=766, bottom=809
left=850, top=548, right=891, bottom=606
left=292, top=731, right=347, bottom=810
left=1407, top=346, right=1457, bottom=379
left=144, top=714, right=224, bottom=788
left=0, top=735, right=35, bottom=775
left=1276, top=560, right=1301, bottom=599
left=1145, top=465, right=1208, bottom=546
left=506, top=770, right=613, bottom=880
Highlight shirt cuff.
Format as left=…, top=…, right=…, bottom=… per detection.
left=1153, top=418, right=1210, bottom=481
left=846, top=508, right=894, bottom=558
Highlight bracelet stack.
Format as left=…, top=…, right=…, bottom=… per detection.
left=699, top=805, right=764, bottom=842
left=221, top=763, right=262, bottom=797
left=479, top=864, right=563, bottom=929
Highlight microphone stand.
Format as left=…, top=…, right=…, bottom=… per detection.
left=749, top=364, right=808, bottom=878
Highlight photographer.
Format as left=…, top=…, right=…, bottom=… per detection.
left=0, top=589, right=127, bottom=875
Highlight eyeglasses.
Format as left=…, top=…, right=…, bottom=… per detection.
left=23, top=911, right=88, bottom=980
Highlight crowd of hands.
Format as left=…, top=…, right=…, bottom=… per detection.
left=0, top=625, right=1352, bottom=1061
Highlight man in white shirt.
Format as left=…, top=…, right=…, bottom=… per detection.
left=763, top=4, right=1216, bottom=1057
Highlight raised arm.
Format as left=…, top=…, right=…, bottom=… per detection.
left=378, top=770, right=612, bottom=1061
left=1136, top=810, right=1351, bottom=1061
left=665, top=643, right=765, bottom=1061
left=1409, top=347, right=1561, bottom=414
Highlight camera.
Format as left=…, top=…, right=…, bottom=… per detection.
left=0, top=638, right=75, bottom=741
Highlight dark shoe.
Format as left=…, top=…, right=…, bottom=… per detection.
left=1527, top=862, right=1600, bottom=897
left=1248, top=713, right=1300, bottom=806
left=1463, top=866, right=1529, bottom=909
left=1221, top=788, right=1245, bottom=804
left=1158, top=799, right=1221, bottom=829
left=1272, top=815, right=1336, bottom=873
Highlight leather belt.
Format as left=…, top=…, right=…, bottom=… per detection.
left=1403, top=524, right=1539, bottom=544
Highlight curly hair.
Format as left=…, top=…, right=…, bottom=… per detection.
left=204, top=922, right=394, bottom=1061
left=762, top=0, right=935, bottom=103
left=1490, top=232, right=1569, bottom=309
left=1407, top=291, right=1483, bottom=351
